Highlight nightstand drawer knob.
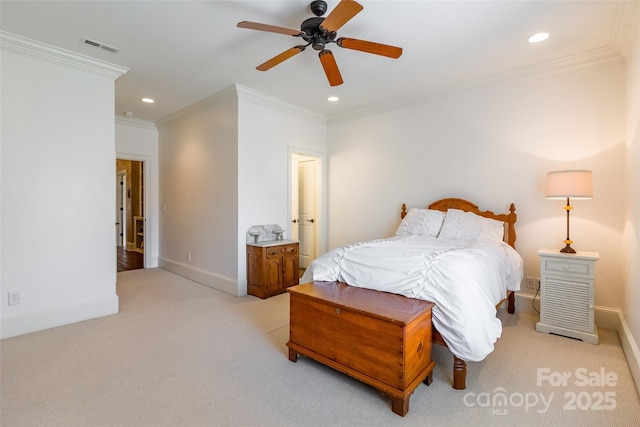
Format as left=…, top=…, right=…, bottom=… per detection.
left=335, top=308, right=341, bottom=314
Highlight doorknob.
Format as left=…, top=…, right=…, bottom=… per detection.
left=306, top=219, right=315, bottom=223
left=292, top=219, right=298, bottom=223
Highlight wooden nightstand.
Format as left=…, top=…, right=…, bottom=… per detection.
left=536, top=249, right=600, bottom=344
left=247, top=240, right=299, bottom=299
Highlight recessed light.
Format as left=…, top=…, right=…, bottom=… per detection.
left=528, top=32, right=550, bottom=43
left=141, top=97, right=155, bottom=103
left=328, top=96, right=339, bottom=102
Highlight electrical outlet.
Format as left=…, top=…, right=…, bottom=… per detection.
left=187, top=252, right=191, bottom=262
left=525, top=277, right=535, bottom=289
left=8, top=291, right=21, bottom=306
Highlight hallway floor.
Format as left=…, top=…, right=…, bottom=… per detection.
left=117, top=247, right=143, bottom=272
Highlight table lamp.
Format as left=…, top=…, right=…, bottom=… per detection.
left=545, top=170, right=593, bottom=253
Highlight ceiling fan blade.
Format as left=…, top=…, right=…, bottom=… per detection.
left=237, top=21, right=303, bottom=36
left=318, top=49, right=343, bottom=87
left=257, top=46, right=306, bottom=71
left=337, top=37, right=403, bottom=59
left=320, top=0, right=364, bottom=33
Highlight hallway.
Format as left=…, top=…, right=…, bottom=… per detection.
left=116, top=247, right=143, bottom=272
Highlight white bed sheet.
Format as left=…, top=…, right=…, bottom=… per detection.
left=300, top=235, right=523, bottom=362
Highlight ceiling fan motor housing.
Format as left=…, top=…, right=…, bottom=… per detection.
left=301, top=17, right=336, bottom=50
left=310, top=0, right=328, bottom=17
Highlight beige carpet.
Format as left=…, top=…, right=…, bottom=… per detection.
left=1, top=268, right=639, bottom=426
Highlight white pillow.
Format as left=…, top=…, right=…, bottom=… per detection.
left=395, top=208, right=446, bottom=237
left=438, top=209, right=504, bottom=242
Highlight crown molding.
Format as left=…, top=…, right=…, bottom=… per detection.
left=115, top=116, right=157, bottom=130
left=155, top=84, right=239, bottom=128
left=156, top=84, right=326, bottom=129
left=330, top=45, right=624, bottom=123
left=236, top=84, right=326, bottom=124
left=0, top=31, right=129, bottom=80
left=610, top=0, right=640, bottom=56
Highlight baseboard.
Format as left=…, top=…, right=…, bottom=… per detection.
left=513, top=292, right=539, bottom=315
left=515, top=292, right=640, bottom=396
left=0, top=294, right=119, bottom=339
left=158, top=257, right=238, bottom=296
left=618, top=311, right=640, bottom=397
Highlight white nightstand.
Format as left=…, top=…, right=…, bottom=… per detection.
left=535, top=249, right=600, bottom=344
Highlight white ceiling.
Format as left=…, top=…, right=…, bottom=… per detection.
left=0, top=1, right=632, bottom=123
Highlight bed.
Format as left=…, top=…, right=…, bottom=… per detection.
left=299, top=198, right=523, bottom=389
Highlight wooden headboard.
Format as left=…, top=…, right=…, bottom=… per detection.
left=401, top=197, right=517, bottom=248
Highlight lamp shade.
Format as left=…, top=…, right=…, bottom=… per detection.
left=545, top=170, right=593, bottom=200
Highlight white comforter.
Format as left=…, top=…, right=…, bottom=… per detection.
left=300, top=235, right=523, bottom=362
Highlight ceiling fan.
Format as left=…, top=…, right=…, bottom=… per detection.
left=237, top=0, right=403, bottom=86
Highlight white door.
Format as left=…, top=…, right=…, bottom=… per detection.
left=298, top=159, right=317, bottom=268
left=116, top=172, right=126, bottom=247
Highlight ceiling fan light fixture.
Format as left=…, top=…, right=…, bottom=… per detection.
left=312, top=40, right=326, bottom=50
left=528, top=32, right=550, bottom=43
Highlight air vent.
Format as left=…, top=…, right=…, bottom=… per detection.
left=80, top=37, right=120, bottom=54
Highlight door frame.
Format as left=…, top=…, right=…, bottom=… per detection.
left=116, top=169, right=127, bottom=247
left=288, top=147, right=327, bottom=264
left=116, top=154, right=149, bottom=269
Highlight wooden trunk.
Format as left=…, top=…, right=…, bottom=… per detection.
left=287, top=282, right=435, bottom=416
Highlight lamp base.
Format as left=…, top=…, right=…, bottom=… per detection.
left=560, top=244, right=576, bottom=254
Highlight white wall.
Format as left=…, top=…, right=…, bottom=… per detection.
left=156, top=84, right=327, bottom=296
left=622, top=6, right=640, bottom=394
left=156, top=85, right=239, bottom=295
left=237, top=86, right=327, bottom=295
left=0, top=33, right=127, bottom=338
left=115, top=118, right=160, bottom=268
left=327, top=60, right=626, bottom=310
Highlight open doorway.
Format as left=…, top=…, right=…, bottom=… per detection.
left=290, top=152, right=324, bottom=276
left=116, top=159, right=144, bottom=272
